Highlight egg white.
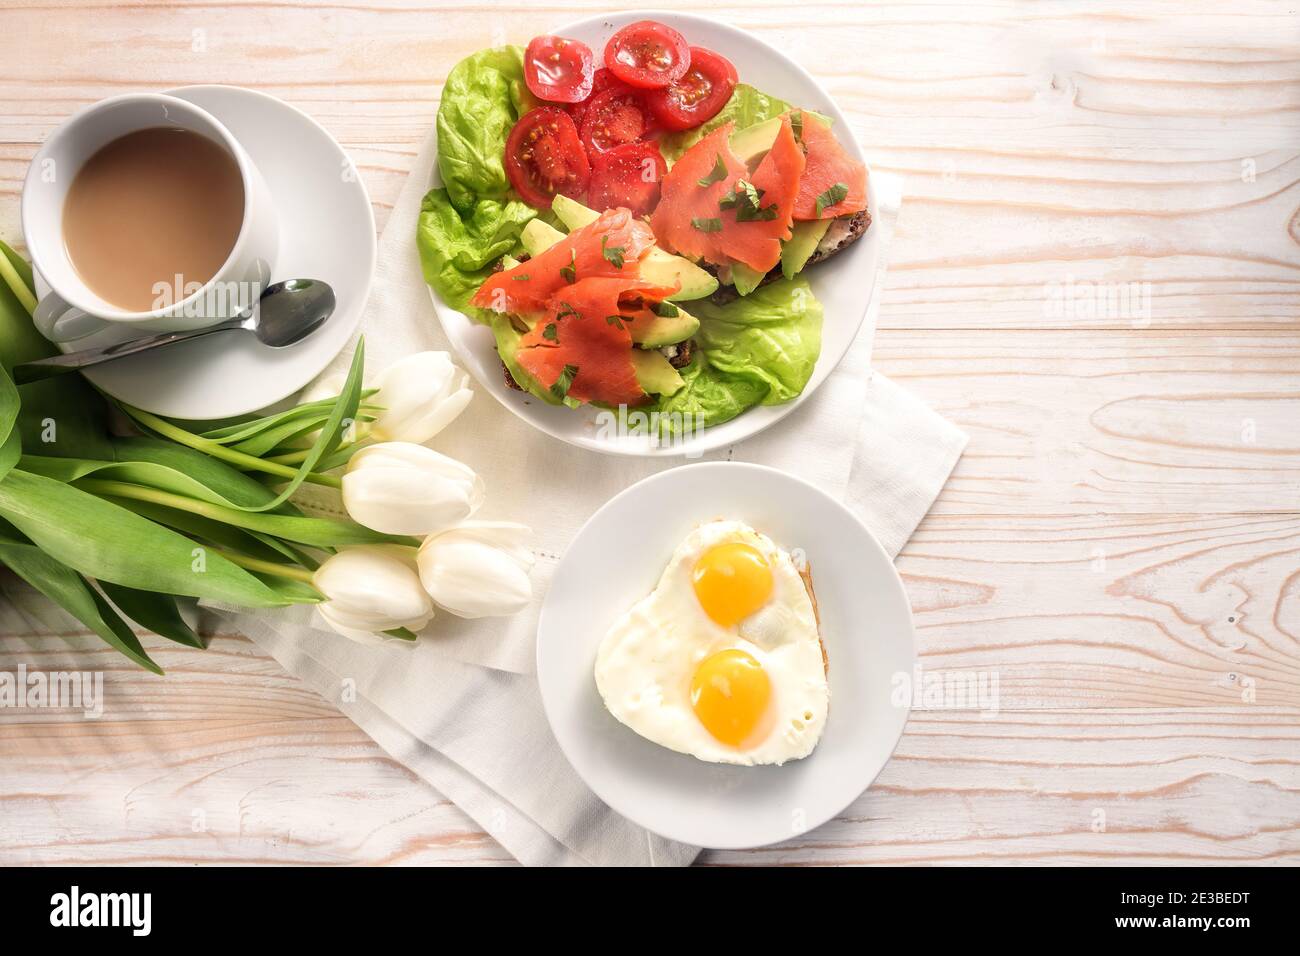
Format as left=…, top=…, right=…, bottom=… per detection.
left=594, top=520, right=829, bottom=766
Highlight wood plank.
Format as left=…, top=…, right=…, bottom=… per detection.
left=874, top=329, right=1300, bottom=514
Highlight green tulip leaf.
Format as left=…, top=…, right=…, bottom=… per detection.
left=99, top=582, right=205, bottom=649
left=0, top=532, right=162, bottom=674
left=0, top=469, right=293, bottom=608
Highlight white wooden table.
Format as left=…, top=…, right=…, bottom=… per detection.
left=1, top=0, right=1298, bottom=866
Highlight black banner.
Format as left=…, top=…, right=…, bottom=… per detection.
left=0, top=866, right=1284, bottom=941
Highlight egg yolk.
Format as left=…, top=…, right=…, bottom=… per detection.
left=692, top=542, right=773, bottom=627
left=690, top=649, right=771, bottom=747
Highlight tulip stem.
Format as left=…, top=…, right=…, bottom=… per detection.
left=214, top=549, right=316, bottom=584
left=0, top=253, right=37, bottom=316
left=267, top=437, right=363, bottom=467
left=79, top=478, right=332, bottom=544
left=122, top=405, right=342, bottom=489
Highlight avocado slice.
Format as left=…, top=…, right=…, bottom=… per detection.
left=730, top=116, right=783, bottom=167
left=523, top=200, right=717, bottom=302
left=729, top=262, right=767, bottom=297
left=521, top=218, right=566, bottom=258
left=630, top=348, right=684, bottom=397
left=487, top=313, right=561, bottom=405
left=630, top=303, right=699, bottom=347
left=781, top=219, right=832, bottom=279
left=639, top=250, right=717, bottom=301
left=730, top=109, right=834, bottom=168
left=551, top=193, right=601, bottom=230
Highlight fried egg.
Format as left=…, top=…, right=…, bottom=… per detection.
left=594, top=520, right=829, bottom=765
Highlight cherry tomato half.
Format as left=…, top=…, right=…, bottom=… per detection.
left=587, top=140, right=667, bottom=218
left=524, top=35, right=595, bottom=104
left=565, top=70, right=627, bottom=138
left=580, top=87, right=651, bottom=154
left=604, top=20, right=691, bottom=90
left=505, top=107, right=591, bottom=208
left=645, top=46, right=738, bottom=131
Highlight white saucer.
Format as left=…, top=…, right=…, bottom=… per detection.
left=33, top=85, right=375, bottom=420
left=536, top=463, right=916, bottom=849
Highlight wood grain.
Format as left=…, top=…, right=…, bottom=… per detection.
left=1, top=0, right=1298, bottom=865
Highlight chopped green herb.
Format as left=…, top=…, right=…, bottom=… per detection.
left=649, top=300, right=680, bottom=318
left=559, top=249, right=577, bottom=284
left=691, top=216, right=723, bottom=233
left=718, top=180, right=778, bottom=222
left=555, top=301, right=580, bottom=321
left=601, top=235, right=626, bottom=269
left=736, top=202, right=778, bottom=223
left=815, top=182, right=849, bottom=216
left=550, top=363, right=579, bottom=400
left=542, top=323, right=558, bottom=341
left=789, top=111, right=804, bottom=142
left=510, top=274, right=530, bottom=281
left=605, top=314, right=628, bottom=330
left=697, top=153, right=729, bottom=187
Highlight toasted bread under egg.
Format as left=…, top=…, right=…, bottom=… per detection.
left=798, top=562, right=829, bottom=677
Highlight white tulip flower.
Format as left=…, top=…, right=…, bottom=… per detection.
left=370, top=351, right=472, bottom=444
left=417, top=521, right=535, bottom=619
left=342, top=442, right=484, bottom=535
left=313, top=545, right=434, bottom=644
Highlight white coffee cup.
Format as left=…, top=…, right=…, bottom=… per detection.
left=21, top=92, right=279, bottom=343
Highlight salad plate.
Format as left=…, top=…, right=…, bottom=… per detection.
left=424, top=12, right=880, bottom=457
left=32, top=85, right=376, bottom=420
left=536, top=463, right=915, bottom=849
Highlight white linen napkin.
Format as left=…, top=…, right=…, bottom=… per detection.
left=210, top=129, right=966, bottom=866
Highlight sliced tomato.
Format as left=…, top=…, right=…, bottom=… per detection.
left=792, top=111, right=869, bottom=220
left=565, top=68, right=621, bottom=130
left=516, top=277, right=676, bottom=407
left=580, top=87, right=651, bottom=154
left=504, top=107, right=591, bottom=208
left=473, top=207, right=656, bottom=320
left=604, top=20, right=691, bottom=90
left=645, top=47, right=737, bottom=132
left=524, top=35, right=595, bottom=104
left=650, top=117, right=803, bottom=274
left=590, top=67, right=623, bottom=97
left=588, top=141, right=667, bottom=217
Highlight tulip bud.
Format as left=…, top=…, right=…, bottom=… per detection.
left=342, top=442, right=484, bottom=535
left=370, top=352, right=472, bottom=444
left=313, top=545, right=434, bottom=644
left=417, top=521, right=535, bottom=618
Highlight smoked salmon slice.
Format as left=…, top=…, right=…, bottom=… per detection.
left=515, top=276, right=676, bottom=407
left=472, top=207, right=656, bottom=319
left=792, top=111, right=868, bottom=221
left=650, top=117, right=803, bottom=274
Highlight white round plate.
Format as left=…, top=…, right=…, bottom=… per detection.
left=32, top=85, right=375, bottom=420
left=427, top=12, right=879, bottom=457
left=536, top=463, right=915, bottom=850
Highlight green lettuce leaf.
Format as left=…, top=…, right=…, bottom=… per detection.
left=436, top=46, right=533, bottom=211
left=419, top=46, right=542, bottom=312
left=690, top=278, right=823, bottom=404
left=418, top=189, right=537, bottom=311
left=660, top=84, right=794, bottom=162
left=655, top=358, right=770, bottom=432
left=653, top=278, right=823, bottom=430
